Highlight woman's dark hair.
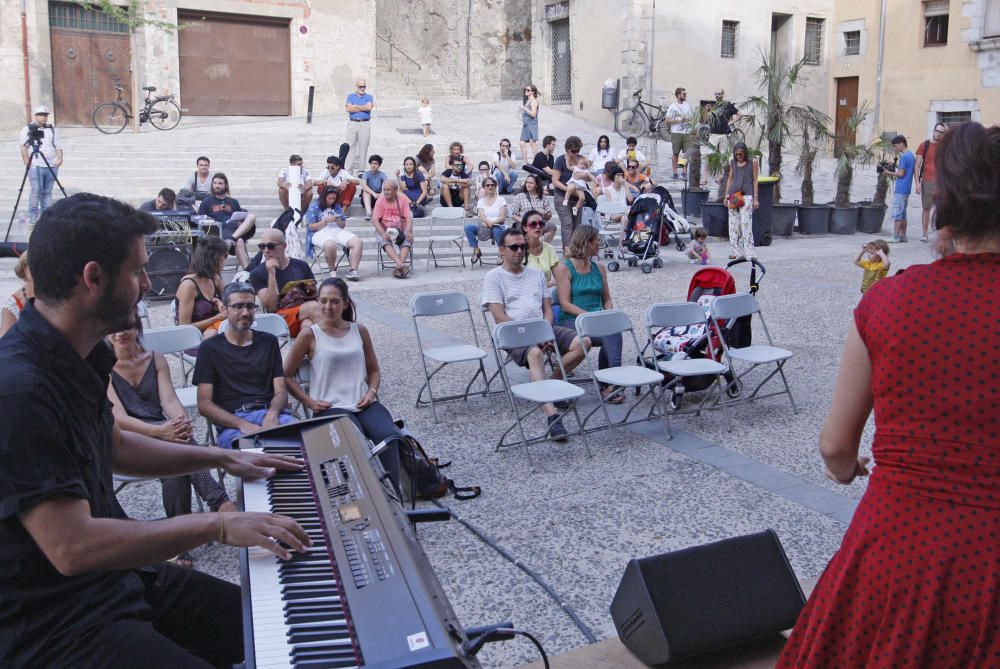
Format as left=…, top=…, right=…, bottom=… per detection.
left=521, top=209, right=545, bottom=232
left=607, top=165, right=624, bottom=179
left=29, top=193, right=157, bottom=302
left=478, top=160, right=491, bottom=171
left=732, top=142, right=749, bottom=162
left=934, top=122, right=1000, bottom=243
left=564, top=136, right=583, bottom=152
left=319, top=277, right=356, bottom=322
left=523, top=174, right=542, bottom=197
left=416, top=144, right=434, bottom=164
left=403, top=156, right=417, bottom=173
left=597, top=135, right=610, bottom=150
left=319, top=187, right=339, bottom=208
left=189, top=236, right=228, bottom=279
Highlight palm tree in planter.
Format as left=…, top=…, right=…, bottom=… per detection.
left=680, top=105, right=710, bottom=219
left=859, top=131, right=895, bottom=233
left=831, top=101, right=887, bottom=234
left=795, top=121, right=834, bottom=235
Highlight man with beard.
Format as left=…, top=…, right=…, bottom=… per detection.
left=0, top=193, right=310, bottom=668
left=198, top=172, right=257, bottom=269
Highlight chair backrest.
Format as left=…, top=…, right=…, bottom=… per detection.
left=142, top=325, right=203, bottom=355
left=711, top=294, right=760, bottom=321
left=252, top=313, right=291, bottom=339
left=433, top=207, right=466, bottom=222
left=597, top=200, right=627, bottom=216
left=493, top=318, right=556, bottom=351
left=410, top=290, right=471, bottom=317
left=137, top=300, right=153, bottom=329
left=575, top=309, right=632, bottom=339
left=646, top=302, right=708, bottom=329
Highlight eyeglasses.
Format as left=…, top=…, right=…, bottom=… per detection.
left=525, top=220, right=545, bottom=229
left=628, top=165, right=638, bottom=170
left=503, top=243, right=529, bottom=252
left=227, top=302, right=258, bottom=312
left=357, top=85, right=366, bottom=89
left=258, top=242, right=283, bottom=250
left=484, top=183, right=497, bottom=188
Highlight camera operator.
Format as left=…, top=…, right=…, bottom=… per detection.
left=18, top=106, right=63, bottom=224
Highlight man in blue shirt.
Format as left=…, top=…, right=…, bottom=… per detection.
left=890, top=134, right=915, bottom=243
left=344, top=79, right=374, bottom=171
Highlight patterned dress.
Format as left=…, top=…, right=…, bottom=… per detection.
left=778, top=253, right=1000, bottom=668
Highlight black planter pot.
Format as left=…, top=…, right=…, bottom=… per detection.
left=682, top=188, right=710, bottom=218
left=857, top=202, right=886, bottom=234
left=772, top=203, right=797, bottom=237
left=700, top=201, right=728, bottom=238
left=829, top=205, right=860, bottom=235
left=797, top=204, right=831, bottom=234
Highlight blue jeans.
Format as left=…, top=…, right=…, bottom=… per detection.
left=216, top=408, right=296, bottom=449
left=28, top=164, right=59, bottom=224
left=493, top=168, right=519, bottom=194
left=464, top=222, right=505, bottom=249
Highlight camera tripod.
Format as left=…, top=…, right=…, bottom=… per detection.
left=5, top=136, right=67, bottom=242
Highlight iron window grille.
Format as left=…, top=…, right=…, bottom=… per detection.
left=49, top=2, right=128, bottom=33
left=844, top=30, right=861, bottom=55
left=804, top=17, right=824, bottom=65
left=721, top=21, right=738, bottom=58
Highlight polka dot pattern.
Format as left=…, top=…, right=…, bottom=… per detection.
left=778, top=253, right=1000, bottom=667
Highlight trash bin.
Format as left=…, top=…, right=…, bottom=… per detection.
left=602, top=79, right=619, bottom=110
left=752, top=176, right=777, bottom=246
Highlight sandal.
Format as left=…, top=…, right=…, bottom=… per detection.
left=602, top=386, right=625, bottom=404
left=392, top=267, right=404, bottom=279
left=470, top=248, right=482, bottom=265
left=400, top=265, right=412, bottom=278
left=169, top=552, right=194, bottom=569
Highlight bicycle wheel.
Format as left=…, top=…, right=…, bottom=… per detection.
left=657, top=119, right=675, bottom=143
left=149, top=100, right=182, bottom=130
left=93, top=103, right=128, bottom=134
left=615, top=107, right=645, bottom=140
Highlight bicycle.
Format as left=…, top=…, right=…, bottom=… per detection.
left=615, top=89, right=672, bottom=142
left=93, top=78, right=182, bottom=134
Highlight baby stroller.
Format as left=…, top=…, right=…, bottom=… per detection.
left=653, top=186, right=693, bottom=250
left=608, top=189, right=665, bottom=274
left=643, top=258, right=765, bottom=409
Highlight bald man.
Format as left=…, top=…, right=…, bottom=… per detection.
left=371, top=180, right=413, bottom=278
left=247, top=228, right=322, bottom=336
left=344, top=78, right=374, bottom=171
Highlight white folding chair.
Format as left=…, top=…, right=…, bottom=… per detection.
left=710, top=294, right=798, bottom=414
left=141, top=325, right=204, bottom=410
left=218, top=313, right=290, bottom=347
left=377, top=235, right=415, bottom=275
left=137, top=299, right=153, bottom=329
left=492, top=319, right=591, bottom=464
left=309, top=246, right=352, bottom=278
left=575, top=310, right=671, bottom=437
left=646, top=302, right=733, bottom=429
left=596, top=200, right=627, bottom=258
left=426, top=207, right=467, bottom=268
left=410, top=291, right=494, bottom=422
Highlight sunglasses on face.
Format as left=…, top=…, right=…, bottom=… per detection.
left=568, top=149, right=579, bottom=154
left=484, top=183, right=497, bottom=188
left=628, top=165, right=638, bottom=170
left=503, top=243, right=529, bottom=252
left=357, top=85, right=366, bottom=89
left=525, top=220, right=545, bottom=228
left=227, top=302, right=258, bottom=312
left=258, top=242, right=283, bottom=250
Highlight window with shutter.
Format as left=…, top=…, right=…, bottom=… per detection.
left=923, top=0, right=949, bottom=46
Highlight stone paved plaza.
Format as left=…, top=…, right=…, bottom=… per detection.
left=0, top=103, right=936, bottom=667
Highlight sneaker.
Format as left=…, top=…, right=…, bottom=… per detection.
left=689, top=259, right=700, bottom=264
left=547, top=415, right=568, bottom=442
left=364, top=214, right=371, bottom=221
left=920, top=236, right=929, bottom=243
left=672, top=173, right=679, bottom=180
left=899, top=236, right=908, bottom=243
left=888, top=236, right=901, bottom=243
left=553, top=399, right=571, bottom=411
left=346, top=269, right=360, bottom=281
left=571, top=206, right=579, bottom=216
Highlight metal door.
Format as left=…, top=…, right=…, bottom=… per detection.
left=550, top=19, right=571, bottom=104
left=834, top=77, right=859, bottom=157
left=50, top=27, right=132, bottom=126
left=178, top=12, right=291, bottom=115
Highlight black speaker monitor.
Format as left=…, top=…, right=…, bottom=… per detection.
left=610, top=529, right=805, bottom=665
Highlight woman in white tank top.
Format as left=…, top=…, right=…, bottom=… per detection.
left=284, top=278, right=401, bottom=484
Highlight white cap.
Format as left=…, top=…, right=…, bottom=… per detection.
left=33, top=105, right=50, bottom=115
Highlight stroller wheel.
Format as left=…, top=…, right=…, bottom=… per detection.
left=726, top=379, right=743, bottom=398
left=669, top=390, right=682, bottom=411
left=641, top=262, right=653, bottom=274
left=676, top=241, right=686, bottom=252
left=653, top=258, right=664, bottom=269
left=607, top=260, right=620, bottom=272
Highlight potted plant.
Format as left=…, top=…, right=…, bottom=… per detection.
left=858, top=133, right=893, bottom=233
left=698, top=129, right=731, bottom=237
left=796, top=124, right=832, bottom=234
left=831, top=102, right=884, bottom=235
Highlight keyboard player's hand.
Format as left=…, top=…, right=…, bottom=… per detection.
left=221, top=449, right=305, bottom=482
left=220, top=511, right=311, bottom=560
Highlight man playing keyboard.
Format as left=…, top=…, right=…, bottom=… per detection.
left=0, top=194, right=310, bottom=668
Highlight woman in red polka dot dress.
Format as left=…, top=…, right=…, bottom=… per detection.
left=778, top=122, right=1000, bottom=667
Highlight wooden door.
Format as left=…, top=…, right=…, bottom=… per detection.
left=834, top=77, right=859, bottom=157
left=51, top=29, right=132, bottom=126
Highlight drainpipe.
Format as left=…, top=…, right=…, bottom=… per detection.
left=874, top=0, right=887, bottom=127
left=465, top=0, right=472, bottom=99
left=21, top=0, right=31, bottom=121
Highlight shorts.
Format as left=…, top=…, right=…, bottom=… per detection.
left=376, top=229, right=411, bottom=249
left=506, top=324, right=579, bottom=367
left=671, top=133, right=690, bottom=155
left=891, top=193, right=909, bottom=222
left=276, top=304, right=306, bottom=337
left=921, top=180, right=936, bottom=210
left=520, top=118, right=539, bottom=142
left=312, top=225, right=358, bottom=248
left=221, top=212, right=255, bottom=241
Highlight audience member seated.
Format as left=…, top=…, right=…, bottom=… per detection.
left=623, top=159, right=653, bottom=195
left=473, top=161, right=492, bottom=200
left=416, top=143, right=439, bottom=197
left=520, top=209, right=559, bottom=287
left=532, top=135, right=558, bottom=193
left=588, top=135, right=616, bottom=175
left=305, top=187, right=362, bottom=282
left=466, top=176, right=508, bottom=265
left=139, top=188, right=177, bottom=213
left=596, top=165, right=633, bottom=223
left=397, top=157, right=428, bottom=218
left=0, top=252, right=32, bottom=336
left=359, top=155, right=387, bottom=220
left=494, top=138, right=520, bottom=194
left=616, top=136, right=650, bottom=172
left=481, top=228, right=588, bottom=441
left=175, top=236, right=227, bottom=339
left=562, top=156, right=595, bottom=216
left=193, top=282, right=297, bottom=450
left=277, top=153, right=313, bottom=212
left=553, top=226, right=623, bottom=403
left=510, top=174, right=556, bottom=244
left=107, top=323, right=236, bottom=568
left=181, top=155, right=213, bottom=204
left=441, top=156, right=472, bottom=214
left=248, top=229, right=322, bottom=337
left=283, top=278, right=401, bottom=485
left=372, top=180, right=413, bottom=279
left=321, top=156, right=362, bottom=211
left=447, top=141, right=474, bottom=174
left=198, top=172, right=257, bottom=269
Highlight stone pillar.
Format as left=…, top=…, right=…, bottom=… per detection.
left=620, top=0, right=654, bottom=100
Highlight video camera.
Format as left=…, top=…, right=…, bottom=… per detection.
left=26, top=122, right=50, bottom=144
left=876, top=158, right=897, bottom=175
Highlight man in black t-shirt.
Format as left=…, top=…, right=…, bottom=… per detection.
left=440, top=157, right=472, bottom=211
left=198, top=172, right=257, bottom=268
left=530, top=135, right=557, bottom=195
left=703, top=89, right=742, bottom=186
left=0, top=193, right=308, bottom=667
left=194, top=282, right=296, bottom=449
left=248, top=227, right=322, bottom=337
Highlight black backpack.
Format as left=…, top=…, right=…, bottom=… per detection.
left=394, top=422, right=481, bottom=502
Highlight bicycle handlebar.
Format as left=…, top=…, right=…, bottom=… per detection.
left=632, top=88, right=643, bottom=99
